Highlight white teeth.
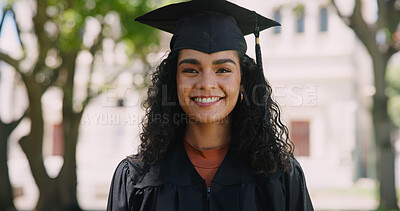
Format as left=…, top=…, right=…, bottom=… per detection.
left=193, top=97, right=220, bottom=103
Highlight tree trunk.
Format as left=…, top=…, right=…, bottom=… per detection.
left=17, top=49, right=83, bottom=210
left=0, top=122, right=17, bottom=211
left=57, top=112, right=83, bottom=211
left=18, top=74, right=78, bottom=211
left=35, top=179, right=61, bottom=211
left=372, top=56, right=399, bottom=209
left=18, top=76, right=53, bottom=211
left=35, top=178, right=81, bottom=211
left=45, top=51, right=82, bottom=211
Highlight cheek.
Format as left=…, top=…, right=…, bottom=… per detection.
left=223, top=77, right=241, bottom=97
left=176, top=83, right=192, bottom=104
left=176, top=75, right=185, bottom=100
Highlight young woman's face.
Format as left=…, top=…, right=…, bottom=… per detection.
left=176, top=49, right=241, bottom=123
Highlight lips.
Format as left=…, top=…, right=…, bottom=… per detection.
left=190, top=96, right=224, bottom=107
left=193, top=97, right=220, bottom=103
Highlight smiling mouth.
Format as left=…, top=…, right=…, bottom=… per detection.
left=191, top=97, right=224, bottom=103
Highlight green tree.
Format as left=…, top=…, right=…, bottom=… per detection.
left=0, top=6, right=19, bottom=211
left=0, top=0, right=159, bottom=210
left=331, top=0, right=400, bottom=209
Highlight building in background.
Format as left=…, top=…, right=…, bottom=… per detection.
left=233, top=0, right=376, bottom=189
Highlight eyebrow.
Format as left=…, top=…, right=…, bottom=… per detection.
left=178, top=59, right=200, bottom=66
left=212, top=59, right=236, bottom=66
left=178, top=58, right=237, bottom=66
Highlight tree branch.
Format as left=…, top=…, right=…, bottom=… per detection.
left=0, top=8, right=24, bottom=72
left=350, top=0, right=374, bottom=33
left=32, top=0, right=50, bottom=75
left=377, top=0, right=388, bottom=28
left=82, top=33, right=104, bottom=109
left=82, top=59, right=96, bottom=109
left=0, top=8, right=9, bottom=34
left=348, top=0, right=379, bottom=57
left=10, top=9, right=26, bottom=58
left=6, top=109, right=28, bottom=131
left=43, top=68, right=60, bottom=90
left=0, top=52, right=20, bottom=71
left=330, top=0, right=351, bottom=26
left=83, top=64, right=125, bottom=109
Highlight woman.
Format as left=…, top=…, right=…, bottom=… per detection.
left=107, top=0, right=314, bottom=210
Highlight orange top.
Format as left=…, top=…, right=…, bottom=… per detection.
left=184, top=139, right=230, bottom=187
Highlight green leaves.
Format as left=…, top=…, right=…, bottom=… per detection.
left=58, top=9, right=83, bottom=51
left=38, top=0, right=159, bottom=54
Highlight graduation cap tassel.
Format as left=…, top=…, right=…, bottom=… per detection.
left=254, top=13, right=263, bottom=76
left=253, top=11, right=267, bottom=143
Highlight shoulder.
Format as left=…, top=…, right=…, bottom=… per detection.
left=107, top=158, right=139, bottom=210
left=281, top=156, right=308, bottom=188
left=263, top=156, right=305, bottom=182
left=109, top=158, right=134, bottom=189
left=113, top=158, right=131, bottom=176
left=112, top=156, right=169, bottom=189
left=287, top=156, right=306, bottom=178
left=112, top=156, right=154, bottom=185
left=282, top=156, right=314, bottom=211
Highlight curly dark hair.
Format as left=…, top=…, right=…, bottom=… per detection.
left=135, top=50, right=294, bottom=178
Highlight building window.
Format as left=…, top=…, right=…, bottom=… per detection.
left=273, top=9, right=282, bottom=34
left=295, top=6, right=305, bottom=33
left=290, top=121, right=310, bottom=157
left=320, top=7, right=328, bottom=32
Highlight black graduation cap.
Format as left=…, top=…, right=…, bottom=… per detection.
left=135, top=0, right=280, bottom=54
left=135, top=0, right=280, bottom=142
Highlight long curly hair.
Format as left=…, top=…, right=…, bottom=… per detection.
left=135, top=50, right=294, bottom=178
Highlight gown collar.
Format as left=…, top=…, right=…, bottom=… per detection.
left=130, top=139, right=282, bottom=188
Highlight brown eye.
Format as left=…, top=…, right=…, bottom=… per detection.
left=182, top=68, right=199, bottom=73
left=216, top=68, right=231, bottom=73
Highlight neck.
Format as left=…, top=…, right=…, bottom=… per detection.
left=184, top=116, right=232, bottom=150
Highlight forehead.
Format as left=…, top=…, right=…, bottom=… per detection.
left=178, top=49, right=239, bottom=62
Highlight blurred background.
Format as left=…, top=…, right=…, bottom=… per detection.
left=1, top=0, right=400, bottom=210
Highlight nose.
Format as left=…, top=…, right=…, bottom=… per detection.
left=196, top=70, right=217, bottom=90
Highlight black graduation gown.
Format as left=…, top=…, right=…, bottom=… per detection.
left=107, top=141, right=314, bottom=211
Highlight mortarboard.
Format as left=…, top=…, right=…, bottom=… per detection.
left=135, top=0, right=280, bottom=54
left=135, top=0, right=280, bottom=142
